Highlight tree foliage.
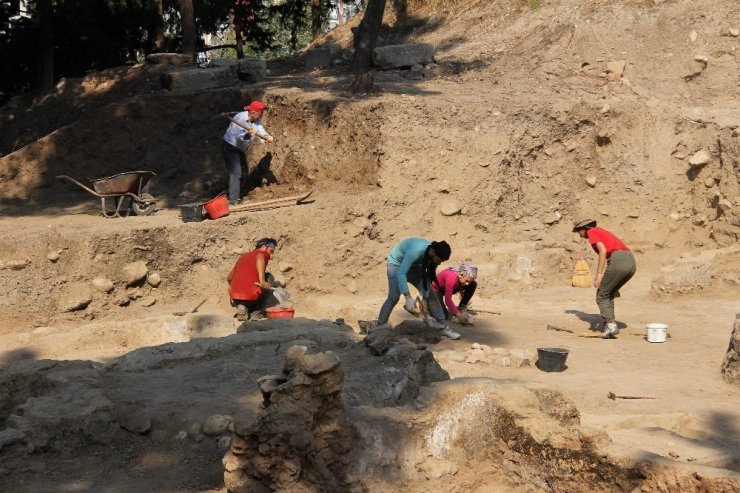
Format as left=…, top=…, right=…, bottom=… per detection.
left=0, top=0, right=346, bottom=98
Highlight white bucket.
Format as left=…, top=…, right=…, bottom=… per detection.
left=646, top=323, right=668, bottom=343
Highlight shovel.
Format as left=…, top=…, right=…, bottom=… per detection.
left=173, top=298, right=207, bottom=317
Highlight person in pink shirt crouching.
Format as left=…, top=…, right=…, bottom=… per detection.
left=423, top=262, right=479, bottom=339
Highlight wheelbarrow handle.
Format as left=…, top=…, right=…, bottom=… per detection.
left=56, top=175, right=103, bottom=198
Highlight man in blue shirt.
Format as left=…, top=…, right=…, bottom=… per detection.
left=222, top=100, right=274, bottom=205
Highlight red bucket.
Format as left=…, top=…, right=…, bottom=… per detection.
left=266, top=306, right=295, bottom=319
left=204, top=194, right=229, bottom=219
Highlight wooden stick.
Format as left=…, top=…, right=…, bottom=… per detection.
left=475, top=309, right=502, bottom=315
left=608, top=391, right=656, bottom=400
left=578, top=332, right=603, bottom=338
left=229, top=191, right=313, bottom=213
left=547, top=325, right=574, bottom=333
left=220, top=114, right=271, bottom=141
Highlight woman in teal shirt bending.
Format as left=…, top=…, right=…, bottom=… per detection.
left=377, top=238, right=452, bottom=330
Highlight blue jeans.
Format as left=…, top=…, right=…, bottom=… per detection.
left=378, top=263, right=424, bottom=324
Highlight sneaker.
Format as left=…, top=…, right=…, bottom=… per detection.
left=236, top=304, right=247, bottom=321
left=601, top=322, right=619, bottom=339
left=441, top=327, right=461, bottom=340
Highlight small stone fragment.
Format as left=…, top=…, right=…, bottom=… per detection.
left=688, top=150, right=711, bottom=166
left=147, top=272, right=162, bottom=287
left=91, top=277, right=115, bottom=294
left=47, top=251, right=60, bottom=262
left=203, top=415, right=232, bottom=437
left=440, top=200, right=462, bottom=216
left=585, top=176, right=597, bottom=187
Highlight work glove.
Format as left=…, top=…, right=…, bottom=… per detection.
left=403, top=296, right=420, bottom=316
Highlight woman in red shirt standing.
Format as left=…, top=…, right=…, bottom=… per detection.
left=572, top=219, right=637, bottom=338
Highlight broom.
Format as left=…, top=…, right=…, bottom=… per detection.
left=571, top=245, right=593, bottom=288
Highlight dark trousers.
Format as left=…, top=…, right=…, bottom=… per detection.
left=222, top=141, right=247, bottom=203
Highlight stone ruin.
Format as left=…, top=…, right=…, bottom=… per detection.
left=223, top=345, right=353, bottom=492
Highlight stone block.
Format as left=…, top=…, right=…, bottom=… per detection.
left=146, top=53, right=192, bottom=66
left=372, top=43, right=435, bottom=70
left=305, top=44, right=341, bottom=69
left=161, top=66, right=237, bottom=92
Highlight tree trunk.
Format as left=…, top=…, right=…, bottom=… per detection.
left=392, top=0, right=407, bottom=19
left=338, top=0, right=344, bottom=26
left=153, top=0, right=166, bottom=52
left=178, top=0, right=196, bottom=64
left=350, top=0, right=386, bottom=93
left=36, top=0, right=54, bottom=92
left=234, top=20, right=244, bottom=59
left=311, top=0, right=321, bottom=40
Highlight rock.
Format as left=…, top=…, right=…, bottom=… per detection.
left=346, top=279, right=358, bottom=294
left=91, top=277, right=114, bottom=294
left=605, top=59, right=626, bottom=78
left=479, top=161, right=490, bottom=167
left=113, top=295, right=130, bottom=307
left=718, top=199, right=733, bottom=213
left=670, top=212, right=681, bottom=221
left=436, top=180, right=450, bottom=192
left=689, top=30, right=697, bottom=42
left=118, top=409, right=152, bottom=434
left=188, top=422, right=203, bottom=438
left=704, top=177, right=715, bottom=188
left=127, top=288, right=143, bottom=300
left=0, top=428, right=25, bottom=450
left=218, top=435, right=232, bottom=452
left=600, top=104, right=611, bottom=114
left=147, top=272, right=162, bottom=288
left=730, top=28, right=739, bottom=37
left=508, top=349, right=534, bottom=367
left=364, top=327, right=395, bottom=355
left=140, top=296, right=157, bottom=307
left=0, top=259, right=29, bottom=270
left=628, top=212, right=640, bottom=218
left=688, top=150, right=711, bottom=166
left=543, top=211, right=561, bottom=225
left=59, top=283, right=93, bottom=312
left=372, top=43, right=435, bottom=70
left=585, top=176, right=597, bottom=187
left=47, top=251, right=60, bottom=262
left=203, top=415, right=232, bottom=437
left=123, top=261, right=148, bottom=286
left=278, top=262, right=293, bottom=273
left=440, top=200, right=462, bottom=216
left=692, top=215, right=706, bottom=226
left=694, top=55, right=709, bottom=64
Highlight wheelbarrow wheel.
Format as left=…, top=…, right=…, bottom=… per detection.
left=132, top=193, right=156, bottom=216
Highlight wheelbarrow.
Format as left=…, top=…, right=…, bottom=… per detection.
left=57, top=171, right=157, bottom=218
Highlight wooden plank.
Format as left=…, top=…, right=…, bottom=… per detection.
left=229, top=191, right=313, bottom=213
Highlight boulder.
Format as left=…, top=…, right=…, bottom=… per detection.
left=372, top=44, right=435, bottom=70
left=365, top=327, right=395, bottom=356
left=123, top=261, right=148, bottom=286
